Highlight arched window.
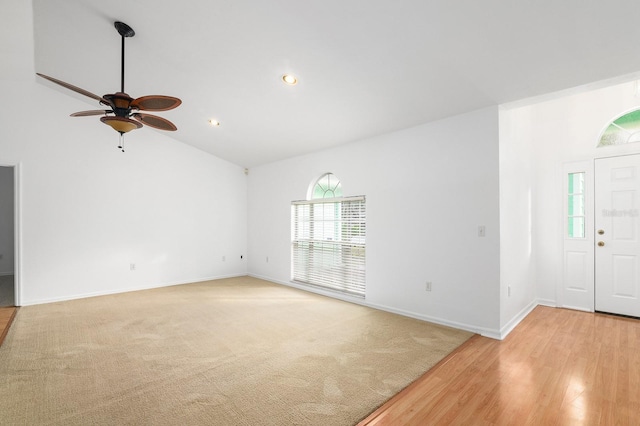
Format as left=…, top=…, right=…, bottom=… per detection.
left=292, top=174, right=366, bottom=297
left=311, top=173, right=343, bottom=199
left=597, top=108, right=640, bottom=147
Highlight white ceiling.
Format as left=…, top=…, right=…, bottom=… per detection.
left=32, top=0, right=640, bottom=167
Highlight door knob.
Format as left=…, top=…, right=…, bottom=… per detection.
left=598, top=241, right=605, bottom=247
left=598, top=229, right=605, bottom=235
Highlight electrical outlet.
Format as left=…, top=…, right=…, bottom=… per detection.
left=130, top=263, right=136, bottom=271
left=425, top=281, right=432, bottom=292
left=478, top=225, right=486, bottom=237
left=508, top=286, right=511, bottom=297
left=222, top=255, right=226, bottom=262
left=266, top=256, right=269, bottom=263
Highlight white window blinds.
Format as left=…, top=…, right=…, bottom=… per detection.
left=291, top=196, right=366, bottom=297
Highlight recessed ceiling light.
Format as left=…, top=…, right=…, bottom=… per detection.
left=282, top=74, right=298, bottom=85
left=209, top=119, right=220, bottom=127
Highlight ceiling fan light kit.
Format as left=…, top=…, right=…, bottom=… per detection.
left=100, top=116, right=142, bottom=133
left=36, top=21, right=181, bottom=152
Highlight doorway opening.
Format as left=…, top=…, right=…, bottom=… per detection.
left=0, top=166, right=15, bottom=307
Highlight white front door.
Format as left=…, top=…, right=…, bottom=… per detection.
left=595, top=154, right=640, bottom=317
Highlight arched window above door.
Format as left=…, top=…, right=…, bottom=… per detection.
left=597, top=108, right=640, bottom=147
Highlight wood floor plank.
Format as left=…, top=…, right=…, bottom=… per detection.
left=0, top=306, right=17, bottom=347
left=360, top=306, right=640, bottom=425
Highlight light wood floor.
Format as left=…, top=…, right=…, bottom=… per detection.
left=0, top=306, right=17, bottom=347
left=360, top=305, right=640, bottom=425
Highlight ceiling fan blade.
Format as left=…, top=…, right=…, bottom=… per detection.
left=130, top=95, right=182, bottom=111
left=132, top=113, right=178, bottom=131
left=70, top=110, right=113, bottom=117
left=36, top=73, right=110, bottom=105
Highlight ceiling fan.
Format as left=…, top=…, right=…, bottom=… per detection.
left=36, top=21, right=181, bottom=152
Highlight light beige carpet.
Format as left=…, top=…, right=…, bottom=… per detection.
left=0, top=276, right=472, bottom=425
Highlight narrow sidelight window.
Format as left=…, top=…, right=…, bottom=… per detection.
left=568, top=172, right=585, bottom=238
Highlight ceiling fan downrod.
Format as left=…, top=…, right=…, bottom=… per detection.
left=114, top=21, right=135, bottom=94
left=114, top=21, right=135, bottom=152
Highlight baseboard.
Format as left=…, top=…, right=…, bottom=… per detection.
left=363, top=301, right=496, bottom=338
left=498, top=300, right=539, bottom=340
left=19, top=273, right=247, bottom=306
left=248, top=273, right=499, bottom=339
left=537, top=298, right=596, bottom=313
left=558, top=304, right=593, bottom=313
left=536, top=298, right=557, bottom=308
left=249, top=272, right=370, bottom=305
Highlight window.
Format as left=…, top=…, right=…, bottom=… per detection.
left=568, top=172, right=585, bottom=238
left=292, top=174, right=366, bottom=297
left=597, top=108, right=640, bottom=147
left=311, top=173, right=343, bottom=199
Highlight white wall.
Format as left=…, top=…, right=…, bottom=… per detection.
left=498, top=108, right=537, bottom=335
left=506, top=80, right=640, bottom=307
left=248, top=107, right=502, bottom=336
left=0, top=167, right=14, bottom=275
left=1, top=0, right=247, bottom=305
left=0, top=81, right=248, bottom=305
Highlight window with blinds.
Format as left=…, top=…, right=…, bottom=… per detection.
left=291, top=194, right=366, bottom=297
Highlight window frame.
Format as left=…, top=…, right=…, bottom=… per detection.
left=567, top=171, right=586, bottom=239
left=291, top=195, right=366, bottom=298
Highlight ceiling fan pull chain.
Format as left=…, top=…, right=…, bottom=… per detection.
left=117, top=132, right=125, bottom=152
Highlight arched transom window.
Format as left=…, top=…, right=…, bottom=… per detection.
left=311, top=173, right=343, bottom=199
left=598, top=108, right=640, bottom=147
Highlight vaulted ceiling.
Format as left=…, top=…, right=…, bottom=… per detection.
left=31, top=0, right=640, bottom=167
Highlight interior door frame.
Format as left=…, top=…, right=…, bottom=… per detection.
left=0, top=162, right=21, bottom=306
